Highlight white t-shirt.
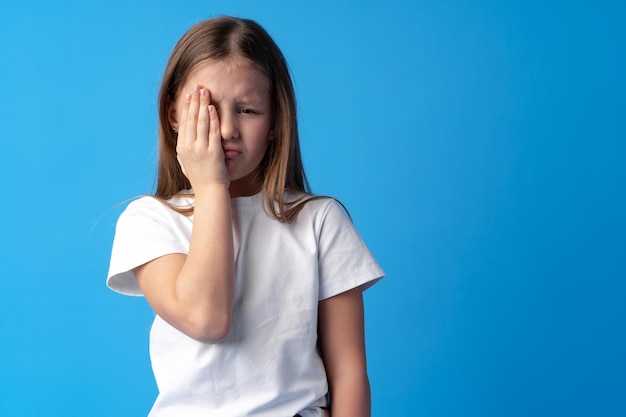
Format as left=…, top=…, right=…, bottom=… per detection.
left=107, top=192, right=384, bottom=417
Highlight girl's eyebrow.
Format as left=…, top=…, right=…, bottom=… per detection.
left=210, top=93, right=266, bottom=106
left=233, top=90, right=269, bottom=105
left=235, top=98, right=266, bottom=107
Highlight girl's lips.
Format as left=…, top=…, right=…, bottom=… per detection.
left=223, top=148, right=240, bottom=158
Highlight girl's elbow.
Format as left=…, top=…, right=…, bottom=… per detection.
left=186, top=311, right=232, bottom=343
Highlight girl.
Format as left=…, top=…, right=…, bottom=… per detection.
left=107, top=16, right=383, bottom=417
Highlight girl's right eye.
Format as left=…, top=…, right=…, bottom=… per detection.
left=239, top=108, right=258, bottom=115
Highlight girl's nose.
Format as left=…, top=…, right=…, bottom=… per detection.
left=219, top=110, right=239, bottom=140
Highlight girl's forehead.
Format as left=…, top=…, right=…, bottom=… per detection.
left=183, top=58, right=269, bottom=92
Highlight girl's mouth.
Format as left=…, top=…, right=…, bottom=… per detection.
left=223, top=146, right=240, bottom=158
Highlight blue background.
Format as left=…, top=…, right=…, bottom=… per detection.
left=1, top=0, right=625, bottom=416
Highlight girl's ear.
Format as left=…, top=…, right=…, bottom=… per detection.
left=167, top=96, right=179, bottom=130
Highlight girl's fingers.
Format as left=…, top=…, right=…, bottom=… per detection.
left=196, top=88, right=210, bottom=147
left=207, top=104, right=222, bottom=154
left=176, top=93, right=191, bottom=153
left=186, top=85, right=201, bottom=142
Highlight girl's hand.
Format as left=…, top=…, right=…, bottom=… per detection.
left=176, top=85, right=229, bottom=190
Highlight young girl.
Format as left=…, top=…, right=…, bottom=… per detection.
left=107, top=16, right=383, bottom=417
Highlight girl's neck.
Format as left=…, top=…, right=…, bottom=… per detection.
left=229, top=170, right=263, bottom=198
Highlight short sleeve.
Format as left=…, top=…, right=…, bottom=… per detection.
left=107, top=197, right=188, bottom=296
left=317, top=200, right=384, bottom=300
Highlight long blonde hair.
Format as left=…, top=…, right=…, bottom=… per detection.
left=155, top=16, right=313, bottom=222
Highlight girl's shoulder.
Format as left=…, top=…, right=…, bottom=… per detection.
left=296, top=193, right=347, bottom=212
left=291, top=194, right=353, bottom=227
left=121, top=192, right=194, bottom=219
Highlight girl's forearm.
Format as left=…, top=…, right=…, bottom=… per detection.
left=329, top=373, right=371, bottom=417
left=175, top=183, right=235, bottom=341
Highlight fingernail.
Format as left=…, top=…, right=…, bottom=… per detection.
left=184, top=94, right=191, bottom=103
left=208, top=104, right=214, bottom=113
left=193, top=85, right=199, bottom=93
left=200, top=88, right=207, bottom=97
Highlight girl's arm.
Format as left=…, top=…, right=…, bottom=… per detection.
left=319, top=286, right=371, bottom=417
left=134, top=86, right=235, bottom=343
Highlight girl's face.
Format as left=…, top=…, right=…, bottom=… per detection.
left=169, top=59, right=273, bottom=197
